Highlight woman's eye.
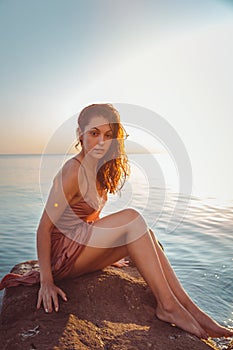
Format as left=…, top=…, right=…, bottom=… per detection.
left=90, top=131, right=99, bottom=136
left=106, top=134, right=113, bottom=139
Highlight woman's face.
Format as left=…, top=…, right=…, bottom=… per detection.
left=80, top=115, right=113, bottom=159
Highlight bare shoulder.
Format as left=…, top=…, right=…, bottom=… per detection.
left=53, top=156, right=81, bottom=192
left=62, top=156, right=81, bottom=174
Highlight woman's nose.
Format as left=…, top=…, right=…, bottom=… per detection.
left=98, top=135, right=104, bottom=144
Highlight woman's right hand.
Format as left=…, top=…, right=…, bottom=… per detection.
left=37, top=281, right=67, bottom=313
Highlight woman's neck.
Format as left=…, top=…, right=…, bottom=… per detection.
left=79, top=150, right=99, bottom=172
left=78, top=151, right=105, bottom=197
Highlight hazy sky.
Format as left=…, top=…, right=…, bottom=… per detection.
left=0, top=0, right=233, bottom=202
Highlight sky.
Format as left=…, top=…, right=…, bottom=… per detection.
left=0, top=0, right=233, bottom=202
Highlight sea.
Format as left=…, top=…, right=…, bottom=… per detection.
left=0, top=154, right=232, bottom=349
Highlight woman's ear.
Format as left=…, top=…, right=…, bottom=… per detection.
left=77, top=127, right=83, bottom=145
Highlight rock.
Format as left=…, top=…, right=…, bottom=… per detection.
left=0, top=261, right=216, bottom=350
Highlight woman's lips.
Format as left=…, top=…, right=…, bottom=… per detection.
left=94, top=148, right=105, bottom=152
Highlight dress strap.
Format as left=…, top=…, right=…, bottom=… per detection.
left=72, top=157, right=82, bottom=165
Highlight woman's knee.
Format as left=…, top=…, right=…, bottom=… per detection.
left=121, top=208, right=148, bottom=243
left=121, top=208, right=142, bottom=221
left=121, top=208, right=147, bottom=229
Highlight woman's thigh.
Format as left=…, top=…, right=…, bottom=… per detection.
left=87, top=208, right=148, bottom=249
left=68, top=208, right=147, bottom=277
left=69, top=245, right=128, bottom=277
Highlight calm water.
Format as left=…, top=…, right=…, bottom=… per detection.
left=0, top=154, right=232, bottom=349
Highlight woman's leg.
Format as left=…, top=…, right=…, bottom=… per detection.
left=148, top=229, right=233, bottom=338
left=69, top=209, right=207, bottom=339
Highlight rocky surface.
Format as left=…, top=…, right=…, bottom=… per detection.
left=0, top=260, right=222, bottom=350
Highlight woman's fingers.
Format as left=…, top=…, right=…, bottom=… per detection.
left=52, top=292, right=59, bottom=312
left=53, top=287, right=68, bottom=312
left=57, top=287, right=68, bottom=302
left=37, top=284, right=67, bottom=313
left=45, top=288, right=67, bottom=313
left=44, top=294, right=53, bottom=313
left=36, top=292, right=42, bottom=309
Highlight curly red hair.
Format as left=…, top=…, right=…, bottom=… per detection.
left=77, top=103, right=130, bottom=194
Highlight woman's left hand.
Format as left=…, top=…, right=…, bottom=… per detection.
left=111, top=258, right=129, bottom=268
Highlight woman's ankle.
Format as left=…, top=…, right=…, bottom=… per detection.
left=156, top=297, right=179, bottom=314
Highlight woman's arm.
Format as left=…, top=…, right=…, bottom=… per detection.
left=36, top=160, right=80, bottom=313
left=37, top=211, right=54, bottom=284
left=36, top=210, right=68, bottom=313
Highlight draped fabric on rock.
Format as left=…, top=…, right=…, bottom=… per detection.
left=0, top=158, right=106, bottom=290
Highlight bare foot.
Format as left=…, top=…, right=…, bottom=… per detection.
left=202, top=320, right=233, bottom=338
left=188, top=306, right=233, bottom=338
left=155, top=303, right=208, bottom=339
left=196, top=311, right=233, bottom=338
left=111, top=258, right=129, bottom=268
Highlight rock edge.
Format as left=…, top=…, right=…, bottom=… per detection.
left=0, top=261, right=217, bottom=350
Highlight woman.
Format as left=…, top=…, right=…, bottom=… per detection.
left=0, top=103, right=232, bottom=340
